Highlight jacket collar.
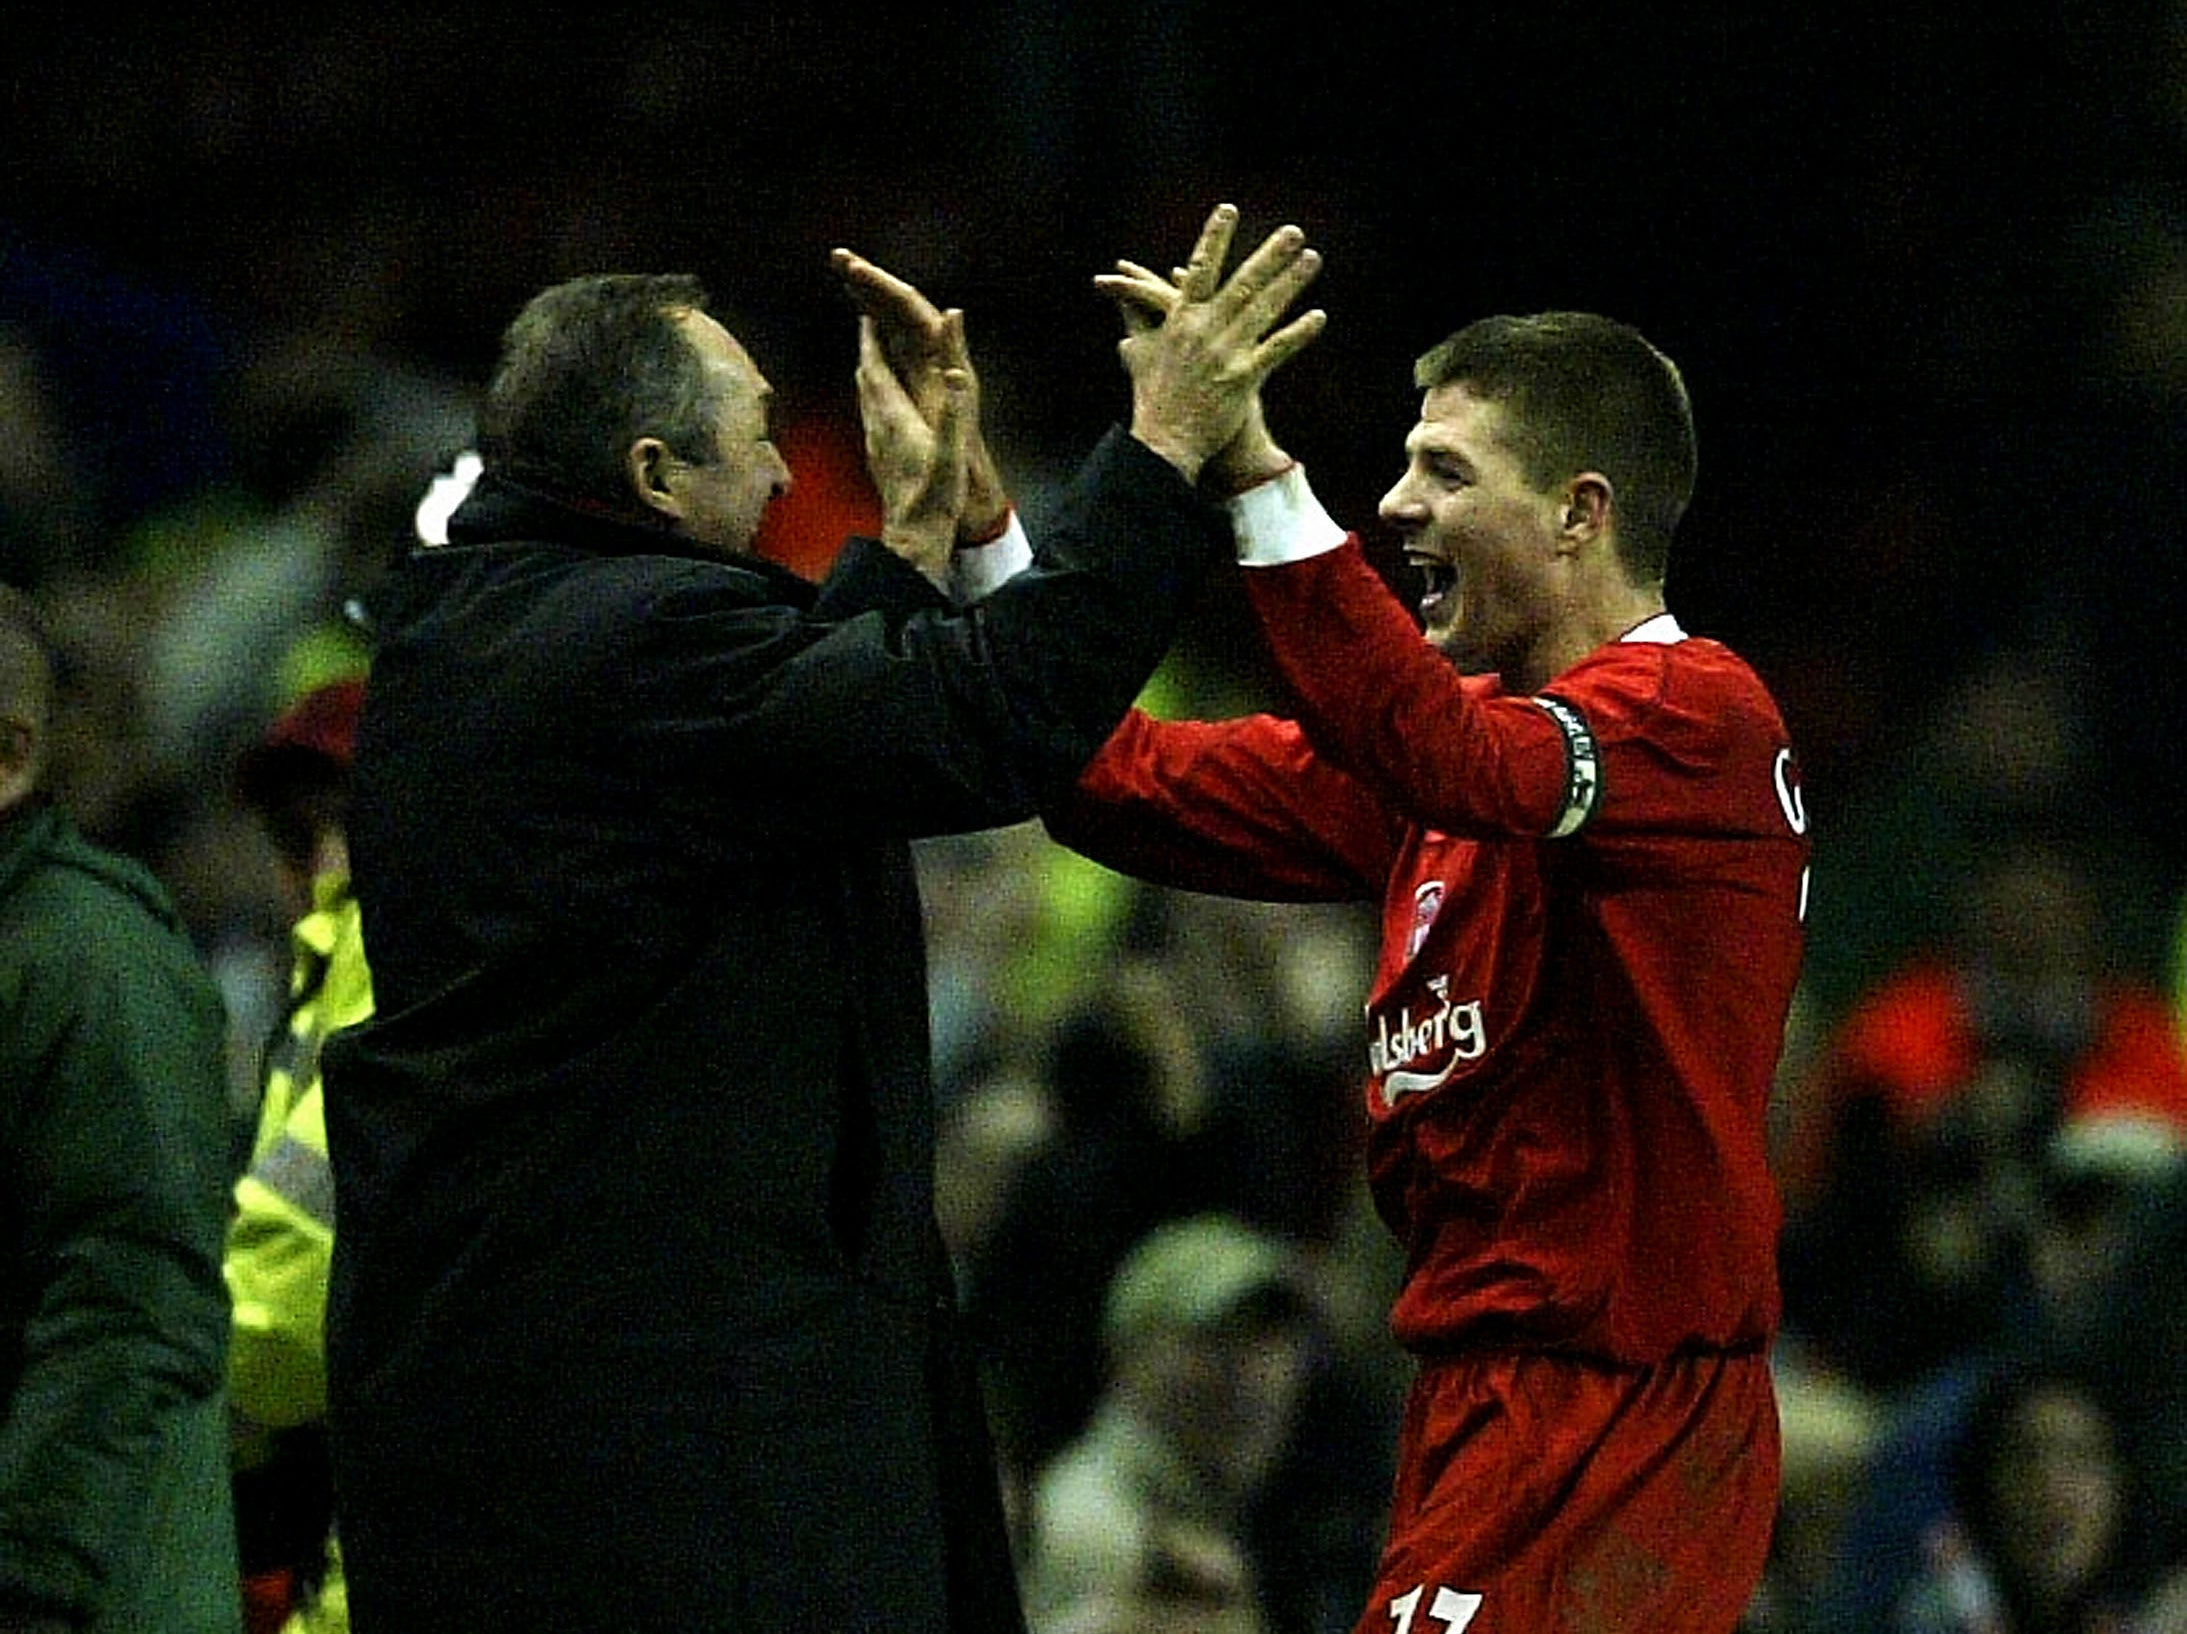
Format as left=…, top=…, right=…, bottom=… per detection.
left=444, top=471, right=817, bottom=607
left=0, top=800, right=55, bottom=902
left=0, top=800, right=180, bottom=932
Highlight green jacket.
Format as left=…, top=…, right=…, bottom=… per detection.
left=0, top=802, right=241, bottom=1633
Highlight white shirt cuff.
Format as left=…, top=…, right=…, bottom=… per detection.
left=948, top=512, right=1033, bottom=602
left=1228, top=465, right=1347, bottom=566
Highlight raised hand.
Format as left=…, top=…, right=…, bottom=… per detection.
left=833, top=249, right=1009, bottom=540
left=1097, top=255, right=1295, bottom=494
left=1098, top=203, right=1324, bottom=483
left=852, top=308, right=971, bottom=584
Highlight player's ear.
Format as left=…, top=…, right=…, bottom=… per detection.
left=1560, top=476, right=1611, bottom=546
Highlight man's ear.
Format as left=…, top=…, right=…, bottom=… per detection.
left=627, top=438, right=681, bottom=522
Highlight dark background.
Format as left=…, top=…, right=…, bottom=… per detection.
left=6, top=3, right=2185, bottom=991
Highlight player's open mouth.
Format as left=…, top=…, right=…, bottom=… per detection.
left=1412, top=559, right=1457, bottom=620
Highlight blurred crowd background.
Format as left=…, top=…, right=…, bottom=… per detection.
left=8, top=5, right=2187, bottom=1631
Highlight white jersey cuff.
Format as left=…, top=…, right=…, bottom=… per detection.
left=948, top=512, right=1032, bottom=602
left=1229, top=465, right=1347, bottom=566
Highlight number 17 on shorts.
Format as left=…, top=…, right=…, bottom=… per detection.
left=1390, top=1584, right=1483, bottom=1633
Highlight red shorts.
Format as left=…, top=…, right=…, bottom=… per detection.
left=1351, top=1348, right=1779, bottom=1634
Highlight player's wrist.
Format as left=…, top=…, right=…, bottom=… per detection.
left=1229, top=463, right=1346, bottom=566
left=1208, top=453, right=1297, bottom=499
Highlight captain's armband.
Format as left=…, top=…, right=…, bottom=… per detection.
left=1532, top=694, right=1601, bottom=837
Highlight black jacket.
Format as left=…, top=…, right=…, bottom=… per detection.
left=323, top=428, right=1226, bottom=1632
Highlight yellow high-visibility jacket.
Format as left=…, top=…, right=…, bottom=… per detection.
left=225, top=873, right=372, bottom=1634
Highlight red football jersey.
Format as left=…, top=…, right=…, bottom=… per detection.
left=1056, top=541, right=1809, bottom=1364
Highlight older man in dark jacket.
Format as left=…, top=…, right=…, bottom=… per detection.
left=323, top=210, right=1323, bottom=1632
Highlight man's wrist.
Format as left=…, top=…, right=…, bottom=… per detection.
left=880, top=522, right=955, bottom=590
left=1128, top=424, right=1205, bottom=484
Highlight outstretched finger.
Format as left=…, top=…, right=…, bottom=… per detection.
left=1093, top=270, right=1178, bottom=336
left=938, top=308, right=971, bottom=374
left=834, top=248, right=946, bottom=329
left=1176, top=202, right=1239, bottom=304
left=1247, top=307, right=1329, bottom=380
left=836, top=249, right=953, bottom=395
left=1106, top=262, right=1181, bottom=309
left=1235, top=244, right=1325, bottom=339
left=918, top=365, right=974, bottom=513
left=855, top=311, right=883, bottom=386
left=1211, top=225, right=1312, bottom=321
left=855, top=315, right=913, bottom=415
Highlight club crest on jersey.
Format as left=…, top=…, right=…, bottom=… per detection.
left=1368, top=974, right=1488, bottom=1105
left=1406, top=880, right=1445, bottom=958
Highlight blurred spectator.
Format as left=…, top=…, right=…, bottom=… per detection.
left=934, top=1055, right=1056, bottom=1278
left=1241, top=1278, right=1398, bottom=1634
left=0, top=582, right=240, bottom=1632
left=923, top=835, right=1398, bottom=1633
left=31, top=566, right=178, bottom=865
left=1780, top=835, right=2187, bottom=1393
left=1805, top=1108, right=2185, bottom=1631
left=0, top=328, right=91, bottom=589
left=1797, top=645, right=2176, bottom=1025
left=1040, top=1575, right=1267, bottom=1634
left=917, top=820, right=1142, bottom=1103
left=0, top=309, right=467, bottom=1171
left=223, top=676, right=370, bottom=1634
left=0, top=229, right=237, bottom=563
left=1137, top=888, right=1375, bottom=1250
left=2068, top=1154, right=2187, bottom=1582
left=1887, top=1366, right=2185, bottom=1634
left=27, top=329, right=465, bottom=1164
left=1018, top=1215, right=1316, bottom=1634
left=2170, top=885, right=2187, bottom=1052
left=961, top=974, right=1203, bottom=1483
left=134, top=325, right=468, bottom=790
left=1744, top=1352, right=1884, bottom=1634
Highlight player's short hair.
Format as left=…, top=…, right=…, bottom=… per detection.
left=475, top=273, right=724, bottom=515
left=1414, top=312, right=1695, bottom=584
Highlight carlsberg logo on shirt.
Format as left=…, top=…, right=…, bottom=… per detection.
left=1369, top=976, right=1487, bottom=1104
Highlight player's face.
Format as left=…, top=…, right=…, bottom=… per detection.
left=1378, top=384, right=1569, bottom=685
left=659, top=311, right=792, bottom=558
